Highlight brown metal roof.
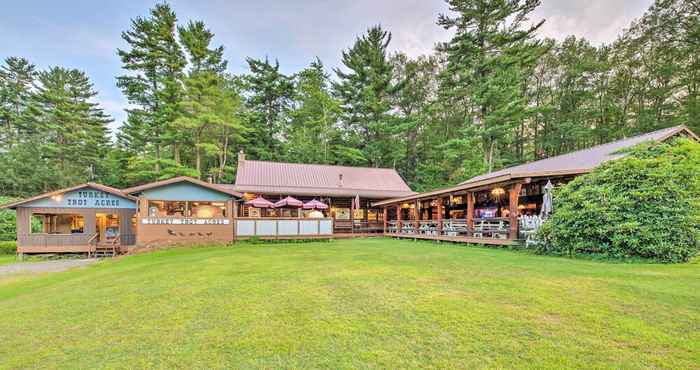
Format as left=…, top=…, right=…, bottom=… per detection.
left=231, top=159, right=415, bottom=199
left=0, top=183, right=137, bottom=209
left=374, top=125, right=697, bottom=206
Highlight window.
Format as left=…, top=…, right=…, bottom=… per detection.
left=148, top=201, right=226, bottom=218
left=353, top=208, right=365, bottom=220
left=367, top=209, right=381, bottom=221
left=148, top=201, right=187, bottom=217
left=189, top=202, right=226, bottom=218
left=31, top=213, right=85, bottom=234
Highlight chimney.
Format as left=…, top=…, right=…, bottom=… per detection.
left=238, top=150, right=245, bottom=163
left=207, top=175, right=213, bottom=183
left=338, top=173, right=344, bottom=187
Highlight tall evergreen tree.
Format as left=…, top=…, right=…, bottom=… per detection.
left=333, top=25, right=402, bottom=168
left=116, top=3, right=186, bottom=178
left=242, top=57, right=294, bottom=160
left=0, top=57, right=36, bottom=148
left=25, top=67, right=112, bottom=189
left=437, top=0, right=545, bottom=173
left=285, top=59, right=364, bottom=165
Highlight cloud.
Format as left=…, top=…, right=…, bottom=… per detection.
left=532, top=0, right=654, bottom=45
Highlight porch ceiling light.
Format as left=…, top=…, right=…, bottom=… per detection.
left=51, top=194, right=63, bottom=202
left=491, top=187, right=506, bottom=199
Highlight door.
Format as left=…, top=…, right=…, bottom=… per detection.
left=96, top=213, right=120, bottom=242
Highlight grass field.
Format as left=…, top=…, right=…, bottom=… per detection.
left=0, top=255, right=16, bottom=266
left=0, top=238, right=698, bottom=369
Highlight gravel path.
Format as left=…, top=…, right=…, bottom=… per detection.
left=0, top=259, right=99, bottom=276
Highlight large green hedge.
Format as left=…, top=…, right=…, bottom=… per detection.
left=537, top=138, right=700, bottom=263
left=0, top=197, right=17, bottom=241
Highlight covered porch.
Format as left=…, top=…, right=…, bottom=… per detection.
left=377, top=177, right=563, bottom=246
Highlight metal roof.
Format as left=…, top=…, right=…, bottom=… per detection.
left=231, top=159, right=415, bottom=199
left=374, top=125, right=697, bottom=206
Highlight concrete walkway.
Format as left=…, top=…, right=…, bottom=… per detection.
left=0, top=259, right=99, bottom=276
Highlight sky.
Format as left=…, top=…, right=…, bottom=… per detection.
left=0, top=0, right=654, bottom=133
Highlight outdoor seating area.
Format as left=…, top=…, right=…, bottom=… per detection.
left=378, top=179, right=557, bottom=246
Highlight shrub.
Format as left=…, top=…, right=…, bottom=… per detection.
left=537, top=138, right=700, bottom=263
left=0, top=241, right=16, bottom=255
left=0, top=197, right=18, bottom=241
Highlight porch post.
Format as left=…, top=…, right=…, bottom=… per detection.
left=436, top=198, right=443, bottom=235
left=414, top=200, right=420, bottom=232
left=466, top=192, right=474, bottom=234
left=509, top=183, right=523, bottom=240
left=383, top=207, right=388, bottom=234
left=396, top=205, right=402, bottom=233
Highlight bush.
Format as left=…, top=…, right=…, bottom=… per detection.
left=0, top=197, right=18, bottom=241
left=0, top=241, right=16, bottom=255
left=537, top=138, right=700, bottom=263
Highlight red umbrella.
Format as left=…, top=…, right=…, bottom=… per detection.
left=303, top=199, right=329, bottom=210
left=274, top=196, right=303, bottom=208
left=245, top=196, right=275, bottom=208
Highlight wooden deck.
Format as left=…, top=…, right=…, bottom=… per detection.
left=387, top=233, right=518, bottom=246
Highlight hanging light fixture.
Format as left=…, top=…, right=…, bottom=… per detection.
left=491, top=187, right=506, bottom=200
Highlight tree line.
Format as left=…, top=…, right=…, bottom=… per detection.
left=1, top=0, right=698, bottom=197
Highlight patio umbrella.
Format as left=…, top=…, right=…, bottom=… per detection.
left=274, top=196, right=303, bottom=208
left=540, top=180, right=554, bottom=219
left=303, top=199, right=329, bottom=210
left=245, top=196, right=275, bottom=208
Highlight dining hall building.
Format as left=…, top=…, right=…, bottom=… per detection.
left=1, top=125, right=697, bottom=256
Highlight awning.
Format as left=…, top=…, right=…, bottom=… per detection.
left=302, top=199, right=329, bottom=210
left=274, top=196, right=303, bottom=208
left=245, top=196, right=275, bottom=208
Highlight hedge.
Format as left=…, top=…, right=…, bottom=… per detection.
left=536, top=138, right=700, bottom=263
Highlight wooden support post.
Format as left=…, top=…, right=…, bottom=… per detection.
left=436, top=198, right=443, bottom=236
left=396, top=205, right=402, bottom=233
left=414, top=200, right=420, bottom=232
left=466, top=192, right=475, bottom=234
left=509, top=183, right=523, bottom=240
left=383, top=207, right=388, bottom=234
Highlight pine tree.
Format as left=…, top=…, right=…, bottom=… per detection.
left=242, top=57, right=294, bottom=160
left=0, top=57, right=36, bottom=148
left=116, top=3, right=186, bottom=177
left=285, top=59, right=364, bottom=165
left=437, top=0, right=545, bottom=173
left=175, top=20, right=245, bottom=179
left=333, top=25, right=401, bottom=168
left=25, top=67, right=112, bottom=188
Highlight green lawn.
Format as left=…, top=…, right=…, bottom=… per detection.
left=0, top=255, right=17, bottom=266
left=0, top=239, right=698, bottom=369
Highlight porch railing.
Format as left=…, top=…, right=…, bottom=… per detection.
left=388, top=218, right=512, bottom=240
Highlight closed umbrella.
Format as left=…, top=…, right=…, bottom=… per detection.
left=245, top=196, right=275, bottom=208
left=540, top=180, right=554, bottom=220
left=303, top=199, right=329, bottom=210
left=274, top=196, right=303, bottom=208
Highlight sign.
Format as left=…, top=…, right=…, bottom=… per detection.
left=24, top=188, right=137, bottom=209
left=142, top=218, right=230, bottom=225
left=334, top=208, right=350, bottom=220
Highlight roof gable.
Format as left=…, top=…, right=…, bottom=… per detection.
left=123, top=176, right=242, bottom=199
left=1, top=183, right=136, bottom=209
